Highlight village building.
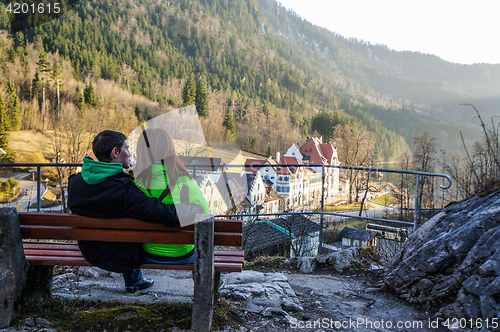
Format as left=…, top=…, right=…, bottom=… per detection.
left=287, top=136, right=341, bottom=203
left=276, top=156, right=307, bottom=209
left=195, top=173, right=228, bottom=215
left=214, top=171, right=248, bottom=214
left=338, top=227, right=380, bottom=247
left=263, top=187, right=282, bottom=215
left=244, top=158, right=278, bottom=192
left=178, top=156, right=224, bottom=177
left=243, top=215, right=322, bottom=258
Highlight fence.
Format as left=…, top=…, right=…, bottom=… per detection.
left=0, top=162, right=452, bottom=254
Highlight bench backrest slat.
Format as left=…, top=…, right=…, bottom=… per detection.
left=19, top=212, right=242, bottom=233
left=21, top=226, right=242, bottom=246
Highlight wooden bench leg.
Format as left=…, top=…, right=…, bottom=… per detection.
left=192, top=215, right=214, bottom=332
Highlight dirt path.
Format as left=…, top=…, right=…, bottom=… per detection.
left=41, top=267, right=451, bottom=332
left=240, top=270, right=449, bottom=332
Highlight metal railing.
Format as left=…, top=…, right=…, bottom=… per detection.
left=0, top=162, right=452, bottom=254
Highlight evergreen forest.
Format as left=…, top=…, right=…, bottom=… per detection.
left=0, top=0, right=498, bottom=163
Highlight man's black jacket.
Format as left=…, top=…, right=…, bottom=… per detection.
left=68, top=172, right=180, bottom=273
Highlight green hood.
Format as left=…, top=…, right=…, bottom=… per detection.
left=81, top=156, right=124, bottom=184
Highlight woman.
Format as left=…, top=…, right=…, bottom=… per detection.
left=133, top=127, right=209, bottom=264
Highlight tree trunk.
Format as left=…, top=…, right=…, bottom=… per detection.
left=42, top=78, right=46, bottom=130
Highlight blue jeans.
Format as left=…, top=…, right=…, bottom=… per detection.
left=122, top=268, right=143, bottom=288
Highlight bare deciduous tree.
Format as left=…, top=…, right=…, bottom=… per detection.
left=334, top=122, right=374, bottom=203
left=53, top=103, right=92, bottom=212
left=413, top=131, right=437, bottom=214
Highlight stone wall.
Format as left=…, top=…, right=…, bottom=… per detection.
left=384, top=189, right=500, bottom=329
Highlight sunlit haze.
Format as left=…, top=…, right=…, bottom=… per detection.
left=278, top=0, right=499, bottom=65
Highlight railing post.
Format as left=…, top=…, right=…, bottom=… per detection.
left=414, top=174, right=420, bottom=231
left=36, top=166, right=41, bottom=213
left=318, top=165, right=325, bottom=254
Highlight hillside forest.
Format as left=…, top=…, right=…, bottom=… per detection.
left=0, top=0, right=498, bottom=191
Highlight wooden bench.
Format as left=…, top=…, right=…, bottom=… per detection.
left=18, top=212, right=243, bottom=332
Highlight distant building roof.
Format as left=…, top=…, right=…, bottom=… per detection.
left=281, top=156, right=303, bottom=165
left=277, top=166, right=291, bottom=175
left=244, top=158, right=267, bottom=173
left=243, top=221, right=292, bottom=253
left=273, top=215, right=322, bottom=235
left=300, top=136, right=336, bottom=165
left=243, top=216, right=321, bottom=253
left=178, top=156, right=223, bottom=172
left=338, top=227, right=379, bottom=241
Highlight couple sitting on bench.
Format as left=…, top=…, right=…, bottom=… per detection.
left=68, top=128, right=208, bottom=293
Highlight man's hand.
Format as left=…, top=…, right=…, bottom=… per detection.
left=175, top=203, right=205, bottom=227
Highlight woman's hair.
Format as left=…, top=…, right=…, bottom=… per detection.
left=134, top=128, right=191, bottom=190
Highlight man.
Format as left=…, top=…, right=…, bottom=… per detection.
left=68, top=130, right=202, bottom=293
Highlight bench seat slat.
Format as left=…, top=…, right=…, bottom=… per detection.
left=23, top=242, right=80, bottom=251
left=23, top=242, right=244, bottom=258
left=25, top=249, right=82, bottom=257
left=25, top=256, right=243, bottom=272
left=21, top=226, right=242, bottom=246
left=19, top=213, right=242, bottom=233
left=24, top=250, right=243, bottom=263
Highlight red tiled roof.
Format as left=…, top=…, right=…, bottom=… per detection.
left=244, top=158, right=267, bottom=172
left=277, top=166, right=291, bottom=175
left=280, top=156, right=303, bottom=165
left=319, top=143, right=334, bottom=164
left=300, top=137, right=335, bottom=165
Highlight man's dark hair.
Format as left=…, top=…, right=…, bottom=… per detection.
left=92, top=130, right=127, bottom=162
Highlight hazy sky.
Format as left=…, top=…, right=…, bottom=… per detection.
left=277, top=0, right=499, bottom=65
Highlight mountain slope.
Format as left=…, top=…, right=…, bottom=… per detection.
left=2, top=0, right=496, bottom=158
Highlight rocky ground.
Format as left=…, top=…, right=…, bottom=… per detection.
left=3, top=266, right=451, bottom=332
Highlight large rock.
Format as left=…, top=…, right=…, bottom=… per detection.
left=315, top=247, right=360, bottom=272
left=0, top=208, right=28, bottom=328
left=220, top=271, right=304, bottom=313
left=384, top=189, right=500, bottom=329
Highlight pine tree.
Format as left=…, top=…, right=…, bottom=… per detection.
left=134, top=105, right=143, bottom=123
left=32, top=71, right=42, bottom=101
left=0, top=91, right=10, bottom=132
left=195, top=74, right=207, bottom=118
left=182, top=75, right=196, bottom=106
left=6, top=81, right=21, bottom=131
left=0, top=94, right=12, bottom=161
left=84, top=81, right=98, bottom=107
left=0, top=94, right=9, bottom=137
left=76, top=87, right=86, bottom=119
left=223, top=105, right=236, bottom=140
